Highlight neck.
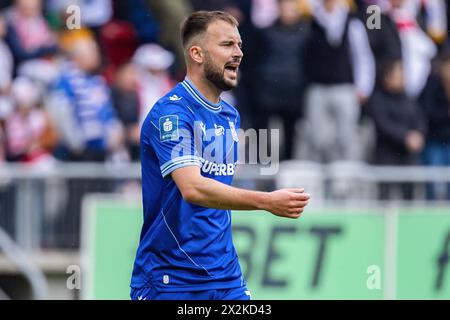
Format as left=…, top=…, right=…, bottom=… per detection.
left=186, top=71, right=221, bottom=104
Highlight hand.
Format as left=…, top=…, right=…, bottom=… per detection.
left=263, top=188, right=310, bottom=219
left=405, top=130, right=424, bottom=153
left=355, top=89, right=368, bottom=105
left=129, top=124, right=140, bottom=144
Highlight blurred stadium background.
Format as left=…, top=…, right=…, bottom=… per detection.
left=1, top=0, right=450, bottom=300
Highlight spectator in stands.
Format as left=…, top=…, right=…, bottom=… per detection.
left=368, top=59, right=426, bottom=199
left=249, top=0, right=280, bottom=29
left=357, top=0, right=402, bottom=68
left=98, top=19, right=138, bottom=84
left=0, top=124, right=4, bottom=163
left=111, top=62, right=140, bottom=161
left=148, top=0, right=192, bottom=73
left=419, top=47, right=450, bottom=200
left=0, top=14, right=9, bottom=164
left=46, top=0, right=113, bottom=41
left=0, top=14, right=13, bottom=121
left=4, top=0, right=58, bottom=66
left=75, top=0, right=113, bottom=30
left=4, top=77, right=57, bottom=166
left=132, top=43, right=175, bottom=127
left=391, top=0, right=447, bottom=45
left=251, top=0, right=310, bottom=160
left=353, top=0, right=403, bottom=162
left=0, top=79, right=6, bottom=163
left=448, top=0, right=450, bottom=41
left=360, top=0, right=447, bottom=43
left=385, top=0, right=438, bottom=97
left=48, top=35, right=124, bottom=162
left=112, top=0, right=159, bottom=44
left=47, top=0, right=113, bottom=72
left=303, top=0, right=375, bottom=162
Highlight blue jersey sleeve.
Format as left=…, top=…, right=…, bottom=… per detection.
left=146, top=103, right=202, bottom=178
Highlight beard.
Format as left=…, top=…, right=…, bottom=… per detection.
left=203, top=53, right=237, bottom=91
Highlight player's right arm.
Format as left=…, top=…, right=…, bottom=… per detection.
left=171, top=166, right=309, bottom=219
left=146, top=101, right=309, bottom=219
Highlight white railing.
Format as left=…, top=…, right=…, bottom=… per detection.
left=1, top=160, right=449, bottom=181
left=0, top=161, right=450, bottom=299
left=0, top=160, right=449, bottom=251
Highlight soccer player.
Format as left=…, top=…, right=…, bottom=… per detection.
left=130, top=10, right=310, bottom=300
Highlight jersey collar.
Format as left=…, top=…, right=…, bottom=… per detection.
left=181, top=77, right=222, bottom=112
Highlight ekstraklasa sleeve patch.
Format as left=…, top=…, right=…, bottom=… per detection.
left=159, top=115, right=179, bottom=141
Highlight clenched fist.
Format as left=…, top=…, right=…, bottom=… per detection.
left=262, top=188, right=310, bottom=219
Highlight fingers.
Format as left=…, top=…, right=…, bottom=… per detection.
left=290, top=200, right=309, bottom=208
left=287, top=207, right=304, bottom=214
left=274, top=207, right=304, bottom=219
left=284, top=189, right=309, bottom=201
left=287, top=197, right=310, bottom=211
left=269, top=188, right=310, bottom=219
left=285, top=188, right=305, bottom=193
left=284, top=199, right=309, bottom=218
left=291, top=193, right=310, bottom=201
left=285, top=212, right=302, bottom=219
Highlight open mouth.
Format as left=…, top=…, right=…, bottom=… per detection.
left=224, top=65, right=239, bottom=77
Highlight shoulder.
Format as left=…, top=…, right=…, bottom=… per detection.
left=146, top=104, right=186, bottom=133
left=144, top=99, right=195, bottom=136
left=150, top=98, right=194, bottom=120
left=152, top=84, right=196, bottom=116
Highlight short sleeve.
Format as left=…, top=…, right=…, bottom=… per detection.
left=145, top=103, right=202, bottom=178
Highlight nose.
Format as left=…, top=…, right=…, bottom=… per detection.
left=234, top=44, right=243, bottom=59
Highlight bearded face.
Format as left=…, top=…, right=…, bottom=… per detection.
left=203, top=50, right=239, bottom=91
left=195, top=20, right=242, bottom=92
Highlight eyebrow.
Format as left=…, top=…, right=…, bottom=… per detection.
left=219, top=40, right=243, bottom=46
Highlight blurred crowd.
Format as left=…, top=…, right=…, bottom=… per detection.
left=0, top=0, right=449, bottom=196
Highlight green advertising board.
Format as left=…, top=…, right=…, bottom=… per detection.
left=396, top=209, right=450, bottom=299
left=81, top=195, right=450, bottom=300
left=231, top=209, right=385, bottom=299
left=81, top=197, right=143, bottom=300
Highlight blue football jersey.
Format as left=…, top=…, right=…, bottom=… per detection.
left=130, top=78, right=245, bottom=292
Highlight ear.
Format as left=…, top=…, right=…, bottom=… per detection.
left=189, top=45, right=204, bottom=64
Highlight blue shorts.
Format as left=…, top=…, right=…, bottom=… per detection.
left=130, top=286, right=251, bottom=300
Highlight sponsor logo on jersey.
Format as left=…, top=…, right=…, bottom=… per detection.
left=200, top=158, right=236, bottom=176
left=169, top=94, right=182, bottom=101
left=159, top=115, right=179, bottom=141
